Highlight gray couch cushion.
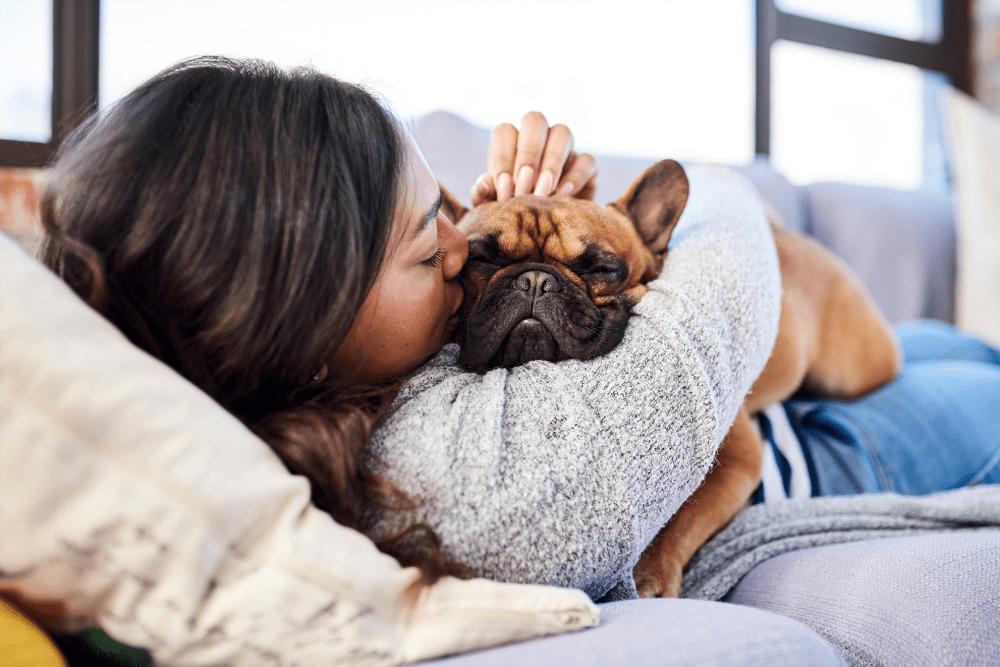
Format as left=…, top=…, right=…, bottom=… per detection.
left=734, top=157, right=809, bottom=234
left=805, top=182, right=956, bottom=323
left=409, top=598, right=845, bottom=667
left=726, top=531, right=1000, bottom=667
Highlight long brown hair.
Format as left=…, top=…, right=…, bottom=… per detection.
left=41, top=56, right=465, bottom=582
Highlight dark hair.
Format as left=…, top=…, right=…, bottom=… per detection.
left=41, top=56, right=465, bottom=582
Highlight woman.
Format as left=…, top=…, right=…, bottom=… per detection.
left=39, top=56, right=998, bottom=658
left=42, top=55, right=779, bottom=595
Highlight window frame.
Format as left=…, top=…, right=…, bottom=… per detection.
left=754, top=0, right=973, bottom=155
left=0, top=0, right=972, bottom=167
left=0, top=0, right=98, bottom=167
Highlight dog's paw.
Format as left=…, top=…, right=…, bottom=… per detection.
left=633, top=561, right=684, bottom=599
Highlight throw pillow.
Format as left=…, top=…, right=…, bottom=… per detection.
left=941, top=87, right=1000, bottom=346
left=0, top=233, right=598, bottom=666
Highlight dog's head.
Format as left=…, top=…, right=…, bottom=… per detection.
left=443, top=159, right=689, bottom=373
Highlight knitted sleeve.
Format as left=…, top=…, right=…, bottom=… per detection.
left=364, top=165, right=781, bottom=600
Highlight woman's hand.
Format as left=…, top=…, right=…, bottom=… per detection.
left=470, top=112, right=598, bottom=206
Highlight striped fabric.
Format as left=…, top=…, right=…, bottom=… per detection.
left=753, top=404, right=814, bottom=504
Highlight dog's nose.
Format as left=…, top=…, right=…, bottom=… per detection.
left=513, top=270, right=561, bottom=295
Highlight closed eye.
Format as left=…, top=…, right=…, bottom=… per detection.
left=422, top=245, right=445, bottom=268
left=583, top=260, right=627, bottom=283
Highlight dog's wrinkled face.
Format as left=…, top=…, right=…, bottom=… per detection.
left=443, top=160, right=689, bottom=373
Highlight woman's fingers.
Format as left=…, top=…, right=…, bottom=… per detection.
left=512, top=111, right=549, bottom=197
left=487, top=123, right=519, bottom=202
left=534, top=124, right=573, bottom=197
left=554, top=151, right=599, bottom=200
left=484, top=112, right=597, bottom=202
left=470, top=173, right=496, bottom=207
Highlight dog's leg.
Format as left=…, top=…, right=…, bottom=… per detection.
left=633, top=405, right=763, bottom=598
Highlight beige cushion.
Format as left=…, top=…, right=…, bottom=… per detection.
left=941, top=88, right=1000, bottom=346
left=0, top=233, right=598, bottom=666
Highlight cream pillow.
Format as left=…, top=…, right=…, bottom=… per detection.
left=941, top=88, right=1000, bottom=347
left=0, top=233, right=598, bottom=665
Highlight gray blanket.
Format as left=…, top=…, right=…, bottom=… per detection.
left=680, top=486, right=1000, bottom=601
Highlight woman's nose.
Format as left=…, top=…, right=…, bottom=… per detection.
left=439, top=214, right=469, bottom=280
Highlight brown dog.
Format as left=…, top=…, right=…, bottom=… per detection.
left=440, top=160, right=902, bottom=598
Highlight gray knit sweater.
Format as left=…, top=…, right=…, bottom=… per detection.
left=365, top=166, right=782, bottom=600
left=365, top=165, right=1000, bottom=602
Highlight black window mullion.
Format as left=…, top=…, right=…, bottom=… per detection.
left=52, top=0, right=99, bottom=141
left=776, top=11, right=949, bottom=74
left=940, top=0, right=973, bottom=94
left=755, top=0, right=777, bottom=156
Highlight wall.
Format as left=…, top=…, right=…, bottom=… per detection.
left=0, top=168, right=44, bottom=256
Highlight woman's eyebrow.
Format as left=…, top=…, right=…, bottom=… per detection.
left=417, top=192, right=444, bottom=236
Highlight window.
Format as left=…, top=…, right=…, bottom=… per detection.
left=1, top=0, right=971, bottom=189
left=0, top=0, right=53, bottom=143
left=98, top=0, right=755, bottom=165
left=756, top=0, right=971, bottom=190
left=771, top=41, right=927, bottom=189
left=0, top=0, right=98, bottom=167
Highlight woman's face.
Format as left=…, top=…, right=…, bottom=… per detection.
left=328, top=139, right=469, bottom=384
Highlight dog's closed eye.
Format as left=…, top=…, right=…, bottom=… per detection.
left=570, top=249, right=628, bottom=284
left=581, top=260, right=628, bottom=283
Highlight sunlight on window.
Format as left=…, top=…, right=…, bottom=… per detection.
left=0, top=0, right=52, bottom=142
left=771, top=41, right=925, bottom=190
left=97, top=0, right=940, bottom=189
left=99, top=0, right=754, bottom=165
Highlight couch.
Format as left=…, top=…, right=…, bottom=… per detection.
left=1, top=109, right=997, bottom=666
left=403, top=111, right=999, bottom=667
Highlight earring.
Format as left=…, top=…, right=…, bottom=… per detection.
left=311, top=365, right=328, bottom=383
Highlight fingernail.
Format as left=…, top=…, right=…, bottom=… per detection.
left=534, top=170, right=555, bottom=197
left=516, top=165, right=534, bottom=196
left=555, top=181, right=575, bottom=197
left=497, top=172, right=513, bottom=201
left=474, top=174, right=493, bottom=199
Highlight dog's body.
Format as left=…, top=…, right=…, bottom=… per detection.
left=442, top=161, right=902, bottom=598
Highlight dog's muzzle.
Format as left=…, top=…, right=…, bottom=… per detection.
left=456, top=263, right=630, bottom=372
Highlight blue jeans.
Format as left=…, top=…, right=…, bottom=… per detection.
left=785, top=320, right=1000, bottom=496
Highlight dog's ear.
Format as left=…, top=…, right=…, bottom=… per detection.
left=612, top=159, right=689, bottom=258
left=439, top=184, right=469, bottom=227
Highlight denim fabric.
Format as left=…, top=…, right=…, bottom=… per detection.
left=786, top=320, right=1000, bottom=496
left=409, top=598, right=845, bottom=667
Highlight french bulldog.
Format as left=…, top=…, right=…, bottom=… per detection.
left=440, top=160, right=902, bottom=598
left=448, top=160, right=688, bottom=372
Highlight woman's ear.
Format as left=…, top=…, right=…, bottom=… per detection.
left=611, top=159, right=689, bottom=258
left=439, top=185, right=469, bottom=226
